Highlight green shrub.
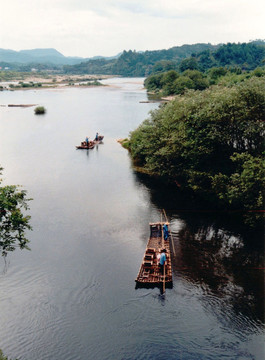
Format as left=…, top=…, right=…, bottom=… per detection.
left=34, top=106, right=46, bottom=115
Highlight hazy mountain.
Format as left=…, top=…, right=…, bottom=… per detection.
left=19, top=48, right=65, bottom=58
left=0, top=48, right=120, bottom=66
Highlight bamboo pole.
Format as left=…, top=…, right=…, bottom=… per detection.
left=162, top=209, right=176, bottom=256
left=162, top=208, right=167, bottom=222
left=163, top=263, right=166, bottom=294
left=160, top=210, right=164, bottom=249
left=160, top=210, right=166, bottom=294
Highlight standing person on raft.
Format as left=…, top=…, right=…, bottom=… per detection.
left=159, top=249, right=167, bottom=274
left=163, top=223, right=169, bottom=240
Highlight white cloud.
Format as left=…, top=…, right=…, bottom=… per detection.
left=1, top=0, right=264, bottom=57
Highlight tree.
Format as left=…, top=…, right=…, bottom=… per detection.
left=212, top=153, right=265, bottom=210
left=208, top=67, right=227, bottom=81
left=160, top=70, right=179, bottom=95
left=152, top=60, right=177, bottom=74
left=183, top=70, right=209, bottom=90
left=0, top=167, right=32, bottom=256
left=144, top=73, right=163, bottom=92
left=172, top=76, right=194, bottom=94
left=128, top=77, right=265, bottom=220
left=179, top=57, right=199, bottom=72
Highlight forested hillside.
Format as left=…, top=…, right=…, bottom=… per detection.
left=63, top=41, right=264, bottom=77
left=182, top=41, right=265, bottom=72
left=62, top=43, right=218, bottom=76
left=144, top=42, right=265, bottom=96
left=1, top=41, right=264, bottom=76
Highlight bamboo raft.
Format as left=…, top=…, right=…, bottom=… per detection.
left=135, top=222, right=172, bottom=289
left=76, top=141, right=95, bottom=149
left=76, top=135, right=104, bottom=149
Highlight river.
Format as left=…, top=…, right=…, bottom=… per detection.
left=0, top=78, right=264, bottom=360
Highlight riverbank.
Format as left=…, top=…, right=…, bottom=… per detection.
left=0, top=74, right=114, bottom=91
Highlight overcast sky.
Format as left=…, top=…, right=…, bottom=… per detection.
left=1, top=0, right=264, bottom=57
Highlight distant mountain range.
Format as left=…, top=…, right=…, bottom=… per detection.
left=0, top=48, right=120, bottom=65
left=1, top=41, right=264, bottom=76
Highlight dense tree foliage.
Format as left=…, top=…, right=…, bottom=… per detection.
left=183, top=42, right=265, bottom=72
left=144, top=42, right=265, bottom=95
left=128, top=78, right=265, bottom=221
left=0, top=167, right=32, bottom=256
left=144, top=42, right=265, bottom=96
left=179, top=57, right=199, bottom=72
left=144, top=69, right=211, bottom=95
left=144, top=66, right=265, bottom=96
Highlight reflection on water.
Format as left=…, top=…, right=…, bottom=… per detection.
left=135, top=172, right=265, bottom=325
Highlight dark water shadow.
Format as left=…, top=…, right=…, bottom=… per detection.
left=133, top=171, right=265, bottom=323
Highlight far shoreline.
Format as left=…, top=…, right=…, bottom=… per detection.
left=0, top=74, right=116, bottom=91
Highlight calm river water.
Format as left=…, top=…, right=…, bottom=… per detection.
left=0, top=78, right=264, bottom=360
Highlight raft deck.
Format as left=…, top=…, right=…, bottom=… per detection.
left=76, top=141, right=95, bottom=149
left=76, top=135, right=104, bottom=149
left=135, top=222, right=172, bottom=288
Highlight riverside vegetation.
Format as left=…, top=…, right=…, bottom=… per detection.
left=0, top=349, right=16, bottom=360
left=144, top=66, right=265, bottom=97
left=126, top=76, right=265, bottom=227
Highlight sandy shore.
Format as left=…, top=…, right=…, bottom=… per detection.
left=22, top=74, right=112, bottom=83
left=0, top=74, right=115, bottom=91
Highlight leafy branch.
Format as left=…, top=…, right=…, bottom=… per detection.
left=0, top=169, right=32, bottom=256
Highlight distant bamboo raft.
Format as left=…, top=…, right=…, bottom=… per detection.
left=8, top=104, right=36, bottom=107
left=135, top=222, right=172, bottom=289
